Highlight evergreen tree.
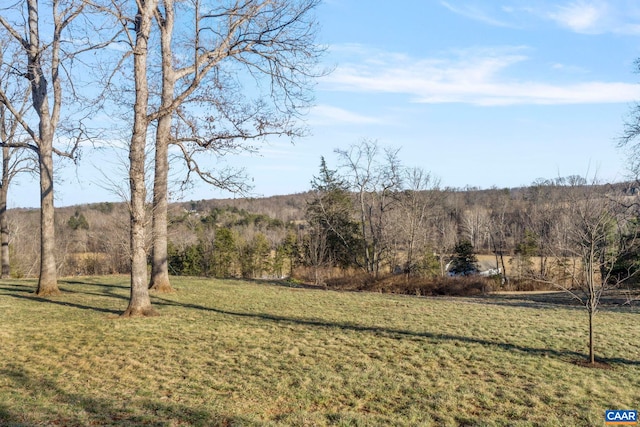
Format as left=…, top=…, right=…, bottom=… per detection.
left=280, top=232, right=300, bottom=277
left=212, top=228, right=236, bottom=278
left=306, top=157, right=358, bottom=268
left=67, top=211, right=89, bottom=231
left=449, top=240, right=479, bottom=276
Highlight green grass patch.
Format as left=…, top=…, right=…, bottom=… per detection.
left=1, top=276, right=639, bottom=426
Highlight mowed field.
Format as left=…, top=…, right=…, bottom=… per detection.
left=1, top=276, right=639, bottom=426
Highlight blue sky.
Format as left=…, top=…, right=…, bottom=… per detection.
left=11, top=0, right=640, bottom=207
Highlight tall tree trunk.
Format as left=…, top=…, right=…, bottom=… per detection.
left=0, top=200, right=8, bottom=279
left=149, top=0, right=175, bottom=293
left=36, top=143, right=58, bottom=295
left=27, top=0, right=58, bottom=296
left=123, top=0, right=157, bottom=317
left=0, top=192, right=8, bottom=279
left=358, top=190, right=371, bottom=274
left=0, top=146, right=10, bottom=279
left=149, top=120, right=172, bottom=292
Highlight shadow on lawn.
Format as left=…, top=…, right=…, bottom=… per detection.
left=0, top=365, right=256, bottom=427
left=0, top=292, right=122, bottom=315
left=153, top=295, right=640, bottom=367
left=477, top=292, right=640, bottom=313
left=0, top=283, right=35, bottom=293
left=1, top=279, right=637, bottom=367
left=58, top=286, right=131, bottom=302
left=0, top=279, right=131, bottom=314
left=59, top=279, right=130, bottom=290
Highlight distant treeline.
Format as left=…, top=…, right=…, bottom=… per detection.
left=7, top=176, right=640, bottom=290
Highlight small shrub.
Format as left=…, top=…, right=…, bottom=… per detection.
left=432, top=276, right=491, bottom=296
left=504, top=278, right=555, bottom=292
left=325, top=272, right=375, bottom=291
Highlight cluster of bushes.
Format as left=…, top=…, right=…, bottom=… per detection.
left=167, top=229, right=297, bottom=279
left=323, top=273, right=494, bottom=297
left=319, top=272, right=559, bottom=297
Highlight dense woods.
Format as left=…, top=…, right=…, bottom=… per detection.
left=7, top=173, right=639, bottom=288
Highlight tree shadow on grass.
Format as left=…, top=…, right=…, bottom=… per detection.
left=0, top=283, right=36, bottom=294
left=59, top=279, right=130, bottom=290
left=0, top=278, right=130, bottom=296
left=0, top=279, right=132, bottom=314
left=152, top=295, right=640, bottom=367
left=231, top=277, right=325, bottom=290
left=57, top=286, right=130, bottom=302
left=58, top=279, right=131, bottom=300
left=477, top=292, right=640, bottom=313
left=0, top=365, right=258, bottom=427
left=0, top=404, right=22, bottom=427
left=1, top=279, right=187, bottom=316
left=0, top=292, right=122, bottom=315
left=2, top=279, right=637, bottom=367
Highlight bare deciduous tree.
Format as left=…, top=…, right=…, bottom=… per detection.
left=335, top=140, right=403, bottom=277
left=146, top=0, right=324, bottom=293
left=397, top=167, right=439, bottom=277
left=535, top=179, right=638, bottom=364
left=96, top=0, right=324, bottom=314
left=0, top=0, right=100, bottom=294
left=125, top=0, right=158, bottom=316
left=0, top=43, right=36, bottom=278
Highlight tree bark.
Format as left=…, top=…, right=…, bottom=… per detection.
left=588, top=310, right=595, bottom=364
left=0, top=145, right=10, bottom=278
left=587, top=243, right=596, bottom=364
left=26, top=0, right=58, bottom=296
left=149, top=120, right=172, bottom=292
left=36, top=142, right=58, bottom=295
left=149, top=0, right=175, bottom=293
left=123, top=0, right=157, bottom=317
left=0, top=189, right=8, bottom=278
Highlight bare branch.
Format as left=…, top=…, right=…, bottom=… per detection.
left=172, top=139, right=252, bottom=195
left=0, top=15, right=29, bottom=49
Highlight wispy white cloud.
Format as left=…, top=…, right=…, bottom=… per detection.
left=547, top=1, right=609, bottom=33
left=551, top=63, right=591, bottom=75
left=441, top=1, right=640, bottom=35
left=533, top=0, right=640, bottom=35
left=322, top=45, right=640, bottom=106
left=309, top=104, right=381, bottom=125
left=440, top=1, right=514, bottom=27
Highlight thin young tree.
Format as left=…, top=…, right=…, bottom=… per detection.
left=534, top=179, right=638, bottom=364
left=487, top=201, right=510, bottom=285
left=397, top=167, right=439, bottom=278
left=335, top=140, right=403, bottom=277
left=431, top=200, right=458, bottom=277
left=567, top=183, right=638, bottom=364
left=0, top=0, right=100, bottom=294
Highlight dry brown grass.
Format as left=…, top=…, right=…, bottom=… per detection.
left=1, top=276, right=639, bottom=426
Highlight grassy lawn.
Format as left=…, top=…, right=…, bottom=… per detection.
left=1, top=276, right=639, bottom=426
